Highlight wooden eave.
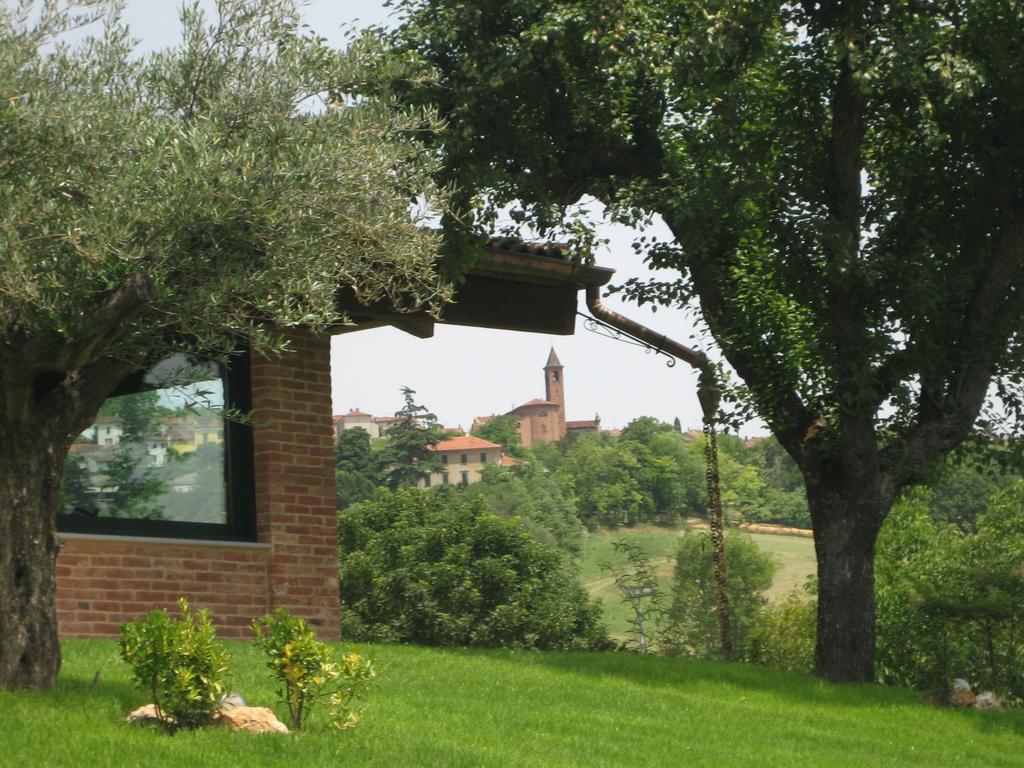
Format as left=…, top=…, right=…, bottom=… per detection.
left=332, top=246, right=614, bottom=339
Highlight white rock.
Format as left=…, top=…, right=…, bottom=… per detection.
left=952, top=678, right=972, bottom=694
left=974, top=691, right=1001, bottom=710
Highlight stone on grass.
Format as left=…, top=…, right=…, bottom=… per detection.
left=126, top=704, right=172, bottom=726
left=949, top=689, right=977, bottom=707
left=218, top=691, right=247, bottom=709
left=212, top=706, right=289, bottom=734
left=974, top=691, right=1001, bottom=710
left=951, top=678, right=972, bottom=694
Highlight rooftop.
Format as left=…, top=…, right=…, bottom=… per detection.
left=427, top=435, right=503, bottom=452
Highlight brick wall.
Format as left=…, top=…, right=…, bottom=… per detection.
left=56, top=537, right=271, bottom=637
left=56, top=329, right=341, bottom=639
left=251, top=331, right=340, bottom=638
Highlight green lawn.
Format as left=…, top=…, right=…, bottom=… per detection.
left=3, top=639, right=1023, bottom=767
left=581, top=524, right=817, bottom=641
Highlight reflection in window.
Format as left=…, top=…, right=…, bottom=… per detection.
left=60, top=355, right=227, bottom=525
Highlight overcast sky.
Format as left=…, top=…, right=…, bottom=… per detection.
left=109, top=0, right=757, bottom=434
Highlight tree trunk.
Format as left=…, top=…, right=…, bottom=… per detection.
left=808, top=487, right=885, bottom=683
left=0, top=426, right=66, bottom=690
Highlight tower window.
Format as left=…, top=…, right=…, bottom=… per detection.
left=553, top=371, right=560, bottom=381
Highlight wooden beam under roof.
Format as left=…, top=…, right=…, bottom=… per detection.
left=332, top=241, right=614, bottom=338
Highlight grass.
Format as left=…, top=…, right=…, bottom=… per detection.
left=580, top=524, right=817, bottom=641
left=4, top=639, right=1024, bottom=767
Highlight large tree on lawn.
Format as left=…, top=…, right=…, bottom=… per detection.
left=0, top=0, right=450, bottom=691
left=387, top=0, right=1024, bottom=681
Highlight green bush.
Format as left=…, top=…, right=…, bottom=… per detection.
left=119, top=598, right=230, bottom=732
left=252, top=608, right=374, bottom=730
left=338, top=488, right=607, bottom=649
left=876, top=485, right=1024, bottom=700
left=746, top=585, right=816, bottom=673
left=662, top=532, right=777, bottom=659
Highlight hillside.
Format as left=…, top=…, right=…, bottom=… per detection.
left=581, top=523, right=817, bottom=642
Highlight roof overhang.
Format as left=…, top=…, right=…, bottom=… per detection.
left=331, top=241, right=615, bottom=339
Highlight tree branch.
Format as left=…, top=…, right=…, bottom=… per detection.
left=29, top=273, right=155, bottom=374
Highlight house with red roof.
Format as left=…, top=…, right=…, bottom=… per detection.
left=419, top=434, right=506, bottom=488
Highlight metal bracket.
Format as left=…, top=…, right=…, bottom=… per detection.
left=578, top=312, right=677, bottom=368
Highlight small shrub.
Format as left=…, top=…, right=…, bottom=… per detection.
left=252, top=608, right=374, bottom=730
left=662, top=532, right=777, bottom=658
left=119, top=598, right=230, bottom=732
left=746, top=586, right=816, bottom=673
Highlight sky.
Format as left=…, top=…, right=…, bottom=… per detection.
left=109, top=0, right=756, bottom=435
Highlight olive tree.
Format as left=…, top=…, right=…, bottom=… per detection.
left=0, top=0, right=449, bottom=690
left=386, top=0, right=1024, bottom=681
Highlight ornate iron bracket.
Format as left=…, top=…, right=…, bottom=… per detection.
left=578, top=311, right=677, bottom=368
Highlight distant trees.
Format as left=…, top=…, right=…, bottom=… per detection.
left=664, top=534, right=778, bottom=660
left=336, top=413, right=814, bottom=532
left=464, top=463, right=583, bottom=556
left=334, top=428, right=381, bottom=510
left=380, top=387, right=445, bottom=490
left=471, top=414, right=523, bottom=457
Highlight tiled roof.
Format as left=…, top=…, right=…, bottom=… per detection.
left=566, top=420, right=600, bottom=429
left=428, top=435, right=502, bottom=452
left=500, top=455, right=521, bottom=466
left=341, top=409, right=371, bottom=417
left=485, top=237, right=569, bottom=260
left=513, top=398, right=557, bottom=409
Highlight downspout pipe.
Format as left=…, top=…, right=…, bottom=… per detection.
left=585, top=285, right=720, bottom=424
left=585, top=283, right=734, bottom=659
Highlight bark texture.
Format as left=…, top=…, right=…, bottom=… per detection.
left=808, top=487, right=884, bottom=683
left=0, top=426, right=64, bottom=689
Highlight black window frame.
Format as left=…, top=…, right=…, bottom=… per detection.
left=57, top=351, right=256, bottom=542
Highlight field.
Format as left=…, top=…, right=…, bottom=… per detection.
left=3, top=639, right=1023, bottom=768
left=580, top=523, right=817, bottom=642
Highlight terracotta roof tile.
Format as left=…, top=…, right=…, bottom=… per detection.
left=428, top=435, right=503, bottom=452
left=485, top=237, right=569, bottom=260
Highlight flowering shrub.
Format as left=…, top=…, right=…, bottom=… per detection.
left=252, top=608, right=374, bottom=730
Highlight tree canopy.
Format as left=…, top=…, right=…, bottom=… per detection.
left=0, top=0, right=451, bottom=691
left=386, top=0, right=1024, bottom=681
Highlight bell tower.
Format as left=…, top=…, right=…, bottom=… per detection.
left=544, top=348, right=566, bottom=440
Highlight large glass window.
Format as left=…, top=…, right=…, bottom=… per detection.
left=57, top=352, right=254, bottom=541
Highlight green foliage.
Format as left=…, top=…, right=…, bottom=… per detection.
left=102, top=443, right=167, bottom=519
left=118, top=598, right=230, bottom=732
left=463, top=462, right=584, bottom=556
left=335, top=427, right=382, bottom=510
left=664, top=533, right=777, bottom=659
left=251, top=608, right=374, bottom=731
left=876, top=485, right=1024, bottom=699
left=380, top=387, right=446, bottom=489
left=388, top=0, right=1024, bottom=680
left=471, top=413, right=524, bottom=457
left=603, top=540, right=667, bottom=652
left=338, top=488, right=607, bottom=650
left=747, top=586, right=816, bottom=674
left=1, top=0, right=451, bottom=361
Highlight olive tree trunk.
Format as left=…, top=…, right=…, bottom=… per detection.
left=0, top=426, right=66, bottom=690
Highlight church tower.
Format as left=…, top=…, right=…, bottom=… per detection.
left=544, top=347, right=567, bottom=440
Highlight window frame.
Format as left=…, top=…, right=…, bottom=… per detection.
left=57, top=351, right=256, bottom=542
